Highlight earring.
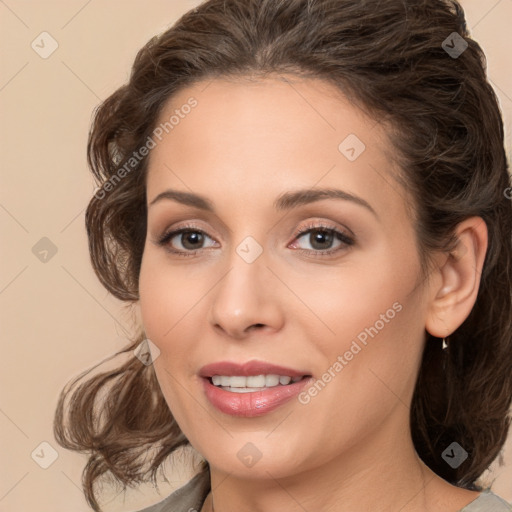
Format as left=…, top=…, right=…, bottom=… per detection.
left=442, top=337, right=448, bottom=350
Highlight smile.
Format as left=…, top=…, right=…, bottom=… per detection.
left=199, top=360, right=313, bottom=416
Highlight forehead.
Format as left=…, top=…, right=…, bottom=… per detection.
left=145, top=75, right=409, bottom=223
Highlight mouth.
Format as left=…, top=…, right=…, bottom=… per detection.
left=199, top=360, right=313, bottom=417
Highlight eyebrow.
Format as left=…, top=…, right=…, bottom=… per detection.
left=149, top=187, right=378, bottom=218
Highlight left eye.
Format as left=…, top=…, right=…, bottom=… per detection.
left=292, top=227, right=354, bottom=253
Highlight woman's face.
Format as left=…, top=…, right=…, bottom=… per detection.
left=139, top=76, right=430, bottom=479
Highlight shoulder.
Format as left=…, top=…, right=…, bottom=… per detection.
left=134, top=469, right=211, bottom=512
left=459, top=489, right=512, bottom=512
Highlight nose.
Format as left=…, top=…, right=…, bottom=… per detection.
left=208, top=254, right=285, bottom=340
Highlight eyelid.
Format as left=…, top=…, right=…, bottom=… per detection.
left=291, top=220, right=354, bottom=242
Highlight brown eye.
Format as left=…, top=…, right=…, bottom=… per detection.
left=292, top=224, right=354, bottom=256
left=157, top=226, right=217, bottom=255
left=177, top=230, right=205, bottom=250
left=304, top=229, right=336, bottom=250
left=292, top=224, right=355, bottom=256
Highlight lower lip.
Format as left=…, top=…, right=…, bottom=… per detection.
left=202, top=377, right=312, bottom=417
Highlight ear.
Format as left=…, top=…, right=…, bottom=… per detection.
left=425, top=217, right=488, bottom=338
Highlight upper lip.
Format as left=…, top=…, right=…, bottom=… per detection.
left=199, top=360, right=310, bottom=378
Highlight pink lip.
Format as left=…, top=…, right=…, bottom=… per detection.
left=199, top=360, right=312, bottom=417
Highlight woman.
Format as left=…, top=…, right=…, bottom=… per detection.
left=54, top=0, right=512, bottom=511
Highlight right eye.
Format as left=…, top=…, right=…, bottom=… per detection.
left=157, top=225, right=218, bottom=256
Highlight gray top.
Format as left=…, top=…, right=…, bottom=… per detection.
left=135, top=470, right=210, bottom=512
left=461, top=490, right=512, bottom=511
left=136, top=470, right=511, bottom=512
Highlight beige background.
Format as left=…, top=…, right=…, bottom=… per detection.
left=1, top=1, right=511, bottom=510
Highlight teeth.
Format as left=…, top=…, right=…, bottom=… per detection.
left=211, top=374, right=303, bottom=389
left=264, top=374, right=279, bottom=387
left=247, top=375, right=266, bottom=387
left=227, top=376, right=246, bottom=387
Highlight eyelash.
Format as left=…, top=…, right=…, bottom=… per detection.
left=156, top=221, right=355, bottom=258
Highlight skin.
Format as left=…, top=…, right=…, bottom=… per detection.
left=138, top=75, right=488, bottom=512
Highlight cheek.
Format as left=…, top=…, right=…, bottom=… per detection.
left=307, top=288, right=424, bottom=427
left=297, top=245, right=425, bottom=410
left=138, top=254, right=200, bottom=427
left=138, top=248, right=213, bottom=418
left=293, top=245, right=420, bottom=354
left=292, top=301, right=425, bottom=464
left=138, top=249, right=205, bottom=345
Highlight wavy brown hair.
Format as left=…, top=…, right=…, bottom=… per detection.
left=54, top=0, right=512, bottom=510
